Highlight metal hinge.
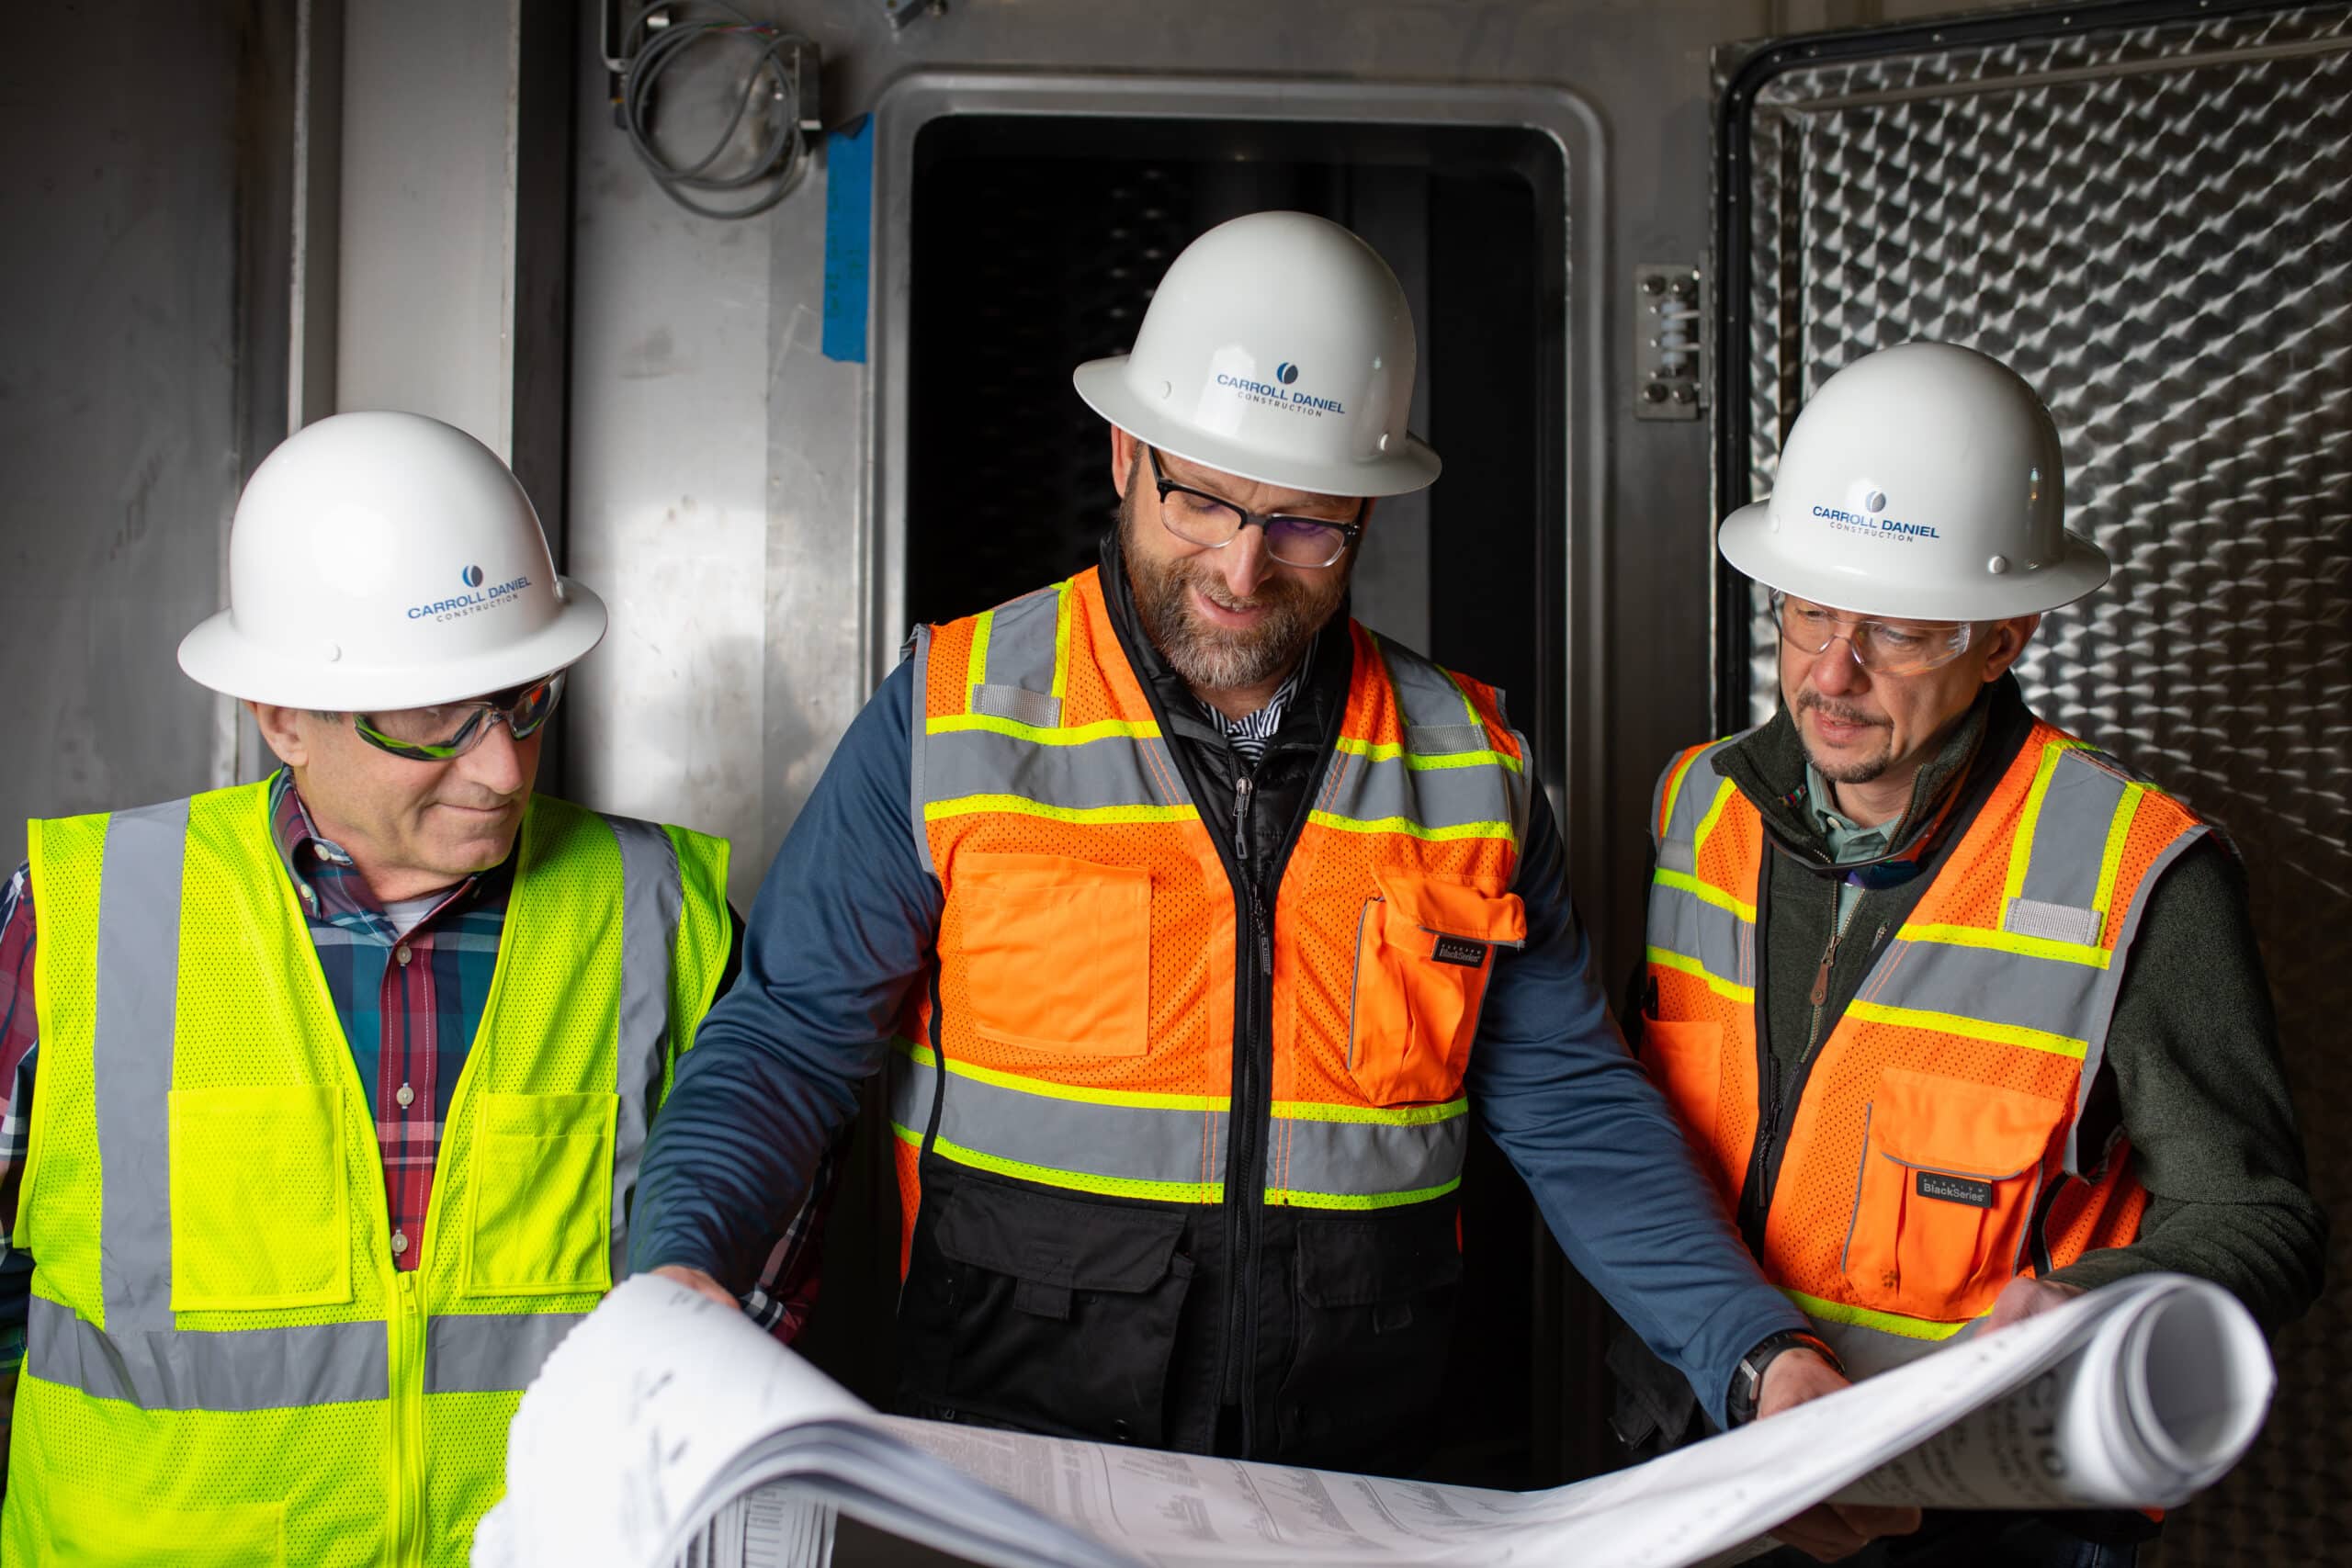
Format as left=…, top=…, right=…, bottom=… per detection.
left=1634, top=263, right=1706, bottom=421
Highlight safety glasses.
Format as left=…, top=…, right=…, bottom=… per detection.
left=353, top=673, right=566, bottom=762
left=1770, top=592, right=1974, bottom=678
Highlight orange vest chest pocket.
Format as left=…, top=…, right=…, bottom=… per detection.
left=1841, top=1068, right=2064, bottom=1323
left=1347, top=871, right=1526, bottom=1106
left=955, top=852, right=1153, bottom=1057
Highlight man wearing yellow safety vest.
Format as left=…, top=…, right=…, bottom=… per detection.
left=0, top=413, right=762, bottom=1564
left=628, top=211, right=1907, bottom=1551
left=1621, top=344, right=2324, bottom=1566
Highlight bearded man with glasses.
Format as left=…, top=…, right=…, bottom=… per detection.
left=627, top=211, right=1895, bottom=1535
left=1619, top=344, right=2323, bottom=1566
left=0, top=412, right=833, bottom=1565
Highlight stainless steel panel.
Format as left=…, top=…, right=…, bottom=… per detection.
left=1724, top=9, right=2352, bottom=1559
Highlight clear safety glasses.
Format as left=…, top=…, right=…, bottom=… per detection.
left=1147, top=448, right=1364, bottom=569
left=353, top=673, right=566, bottom=762
left=1770, top=592, right=1974, bottom=678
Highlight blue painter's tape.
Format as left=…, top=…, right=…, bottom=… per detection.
left=822, top=115, right=875, bottom=364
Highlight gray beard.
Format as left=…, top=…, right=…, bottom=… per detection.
left=1121, top=505, right=1347, bottom=696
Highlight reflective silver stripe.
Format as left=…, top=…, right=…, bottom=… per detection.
left=972, top=683, right=1062, bottom=728
left=94, top=797, right=190, bottom=1332
left=1859, top=937, right=2104, bottom=1045
left=1660, top=738, right=1740, bottom=851
left=974, top=581, right=1063, bottom=702
left=923, top=726, right=1183, bottom=812
left=1404, top=724, right=1487, bottom=755
left=1373, top=631, right=1477, bottom=731
left=910, top=1051, right=1463, bottom=1201
left=605, top=815, right=684, bottom=1280
left=908, top=626, right=938, bottom=879
left=25, top=1295, right=387, bottom=1412
left=2066, top=823, right=2204, bottom=1169
left=424, top=1311, right=584, bottom=1394
left=1645, top=875, right=1753, bottom=990
left=1268, top=1111, right=1469, bottom=1200
left=2016, top=751, right=2128, bottom=915
left=1807, top=1311, right=1982, bottom=1380
left=917, top=1053, right=1228, bottom=1189
left=1315, top=748, right=1521, bottom=836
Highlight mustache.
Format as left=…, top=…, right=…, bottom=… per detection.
left=1796, top=691, right=1887, bottom=728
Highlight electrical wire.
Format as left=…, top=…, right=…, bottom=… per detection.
left=617, top=2, right=811, bottom=220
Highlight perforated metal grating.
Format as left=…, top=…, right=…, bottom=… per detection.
left=1723, top=7, right=2352, bottom=1562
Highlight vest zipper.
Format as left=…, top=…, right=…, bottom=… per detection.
left=1221, top=773, right=1270, bottom=1445
left=393, top=1269, right=427, bottom=1565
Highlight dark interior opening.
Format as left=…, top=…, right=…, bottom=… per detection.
left=874, top=112, right=1573, bottom=1490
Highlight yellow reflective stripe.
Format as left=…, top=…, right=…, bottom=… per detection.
left=1784, top=1288, right=1972, bottom=1342
left=1897, top=921, right=2110, bottom=969
left=1049, top=579, right=1075, bottom=702
left=894, top=1037, right=1227, bottom=1113
left=1267, top=1176, right=1462, bottom=1211
left=932, top=1134, right=1221, bottom=1204
left=1653, top=866, right=1758, bottom=924
left=963, top=609, right=994, bottom=703
left=1646, top=944, right=1754, bottom=1004
left=1271, top=1097, right=1468, bottom=1127
left=1306, top=810, right=1517, bottom=845
left=923, top=713, right=1163, bottom=745
left=1332, top=737, right=1522, bottom=775
left=1845, top=998, right=2086, bottom=1059
left=2004, top=739, right=2090, bottom=903
left=1690, top=778, right=1738, bottom=856
left=2091, top=782, right=2146, bottom=934
left=923, top=795, right=1199, bottom=827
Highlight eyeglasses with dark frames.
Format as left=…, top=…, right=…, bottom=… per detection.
left=1145, top=448, right=1364, bottom=569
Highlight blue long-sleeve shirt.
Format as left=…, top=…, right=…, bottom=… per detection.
left=629, top=655, right=1805, bottom=1429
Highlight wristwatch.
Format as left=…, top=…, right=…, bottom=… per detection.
left=1726, top=1329, right=1844, bottom=1427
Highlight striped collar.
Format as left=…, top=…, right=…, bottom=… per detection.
left=1198, top=637, right=1316, bottom=761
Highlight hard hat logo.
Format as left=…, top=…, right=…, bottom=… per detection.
left=1276, top=362, right=1299, bottom=385
left=408, top=573, right=534, bottom=625
left=1811, top=502, right=1939, bottom=542
left=462, top=564, right=486, bottom=588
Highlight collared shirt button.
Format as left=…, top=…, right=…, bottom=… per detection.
left=390, top=1230, right=410, bottom=1257
left=396, top=1083, right=414, bottom=1109
left=395, top=944, right=412, bottom=966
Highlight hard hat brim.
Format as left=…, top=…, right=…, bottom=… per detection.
left=176, top=578, right=610, bottom=711
left=1717, top=501, right=2111, bottom=621
left=1073, top=357, right=1441, bottom=499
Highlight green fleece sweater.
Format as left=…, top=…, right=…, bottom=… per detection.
left=1708, top=675, right=2325, bottom=1331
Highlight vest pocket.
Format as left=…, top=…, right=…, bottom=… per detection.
left=904, top=1178, right=1191, bottom=1446
left=1840, top=1068, right=2062, bottom=1322
left=1346, top=871, right=1526, bottom=1105
left=169, top=1086, right=349, bottom=1312
left=47, top=1490, right=284, bottom=1566
left=1276, top=1205, right=1464, bottom=1469
left=466, top=1091, right=617, bottom=1297
left=957, top=852, right=1152, bottom=1057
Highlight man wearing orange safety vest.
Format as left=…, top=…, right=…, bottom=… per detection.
left=1621, top=344, right=2324, bottom=1566
left=629, top=213, right=1905, bottom=1550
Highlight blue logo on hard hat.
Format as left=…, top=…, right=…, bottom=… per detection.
left=1276, top=362, right=1300, bottom=385
left=461, top=565, right=485, bottom=587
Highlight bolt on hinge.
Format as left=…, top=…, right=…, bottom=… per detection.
left=1634, top=264, right=1706, bottom=422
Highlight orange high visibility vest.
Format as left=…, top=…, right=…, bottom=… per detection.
left=1642, top=720, right=2207, bottom=1374
left=888, top=567, right=1532, bottom=1270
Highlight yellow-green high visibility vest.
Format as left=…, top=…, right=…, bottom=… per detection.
left=3, top=782, right=729, bottom=1567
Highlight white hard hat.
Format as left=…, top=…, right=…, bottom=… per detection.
left=179, top=412, right=607, bottom=710
left=1072, top=211, right=1441, bottom=498
left=1717, top=342, right=2109, bottom=621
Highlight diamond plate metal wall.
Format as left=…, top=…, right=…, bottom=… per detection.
left=1720, top=6, right=2352, bottom=1562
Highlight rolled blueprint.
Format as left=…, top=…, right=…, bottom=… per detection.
left=1830, top=1274, right=2274, bottom=1512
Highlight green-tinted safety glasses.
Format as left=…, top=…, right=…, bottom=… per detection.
left=353, top=673, right=566, bottom=761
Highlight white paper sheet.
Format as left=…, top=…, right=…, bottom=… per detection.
left=474, top=1271, right=2272, bottom=1568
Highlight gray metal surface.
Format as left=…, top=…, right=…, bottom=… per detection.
left=0, top=2, right=294, bottom=872
left=1724, top=7, right=2352, bottom=1560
